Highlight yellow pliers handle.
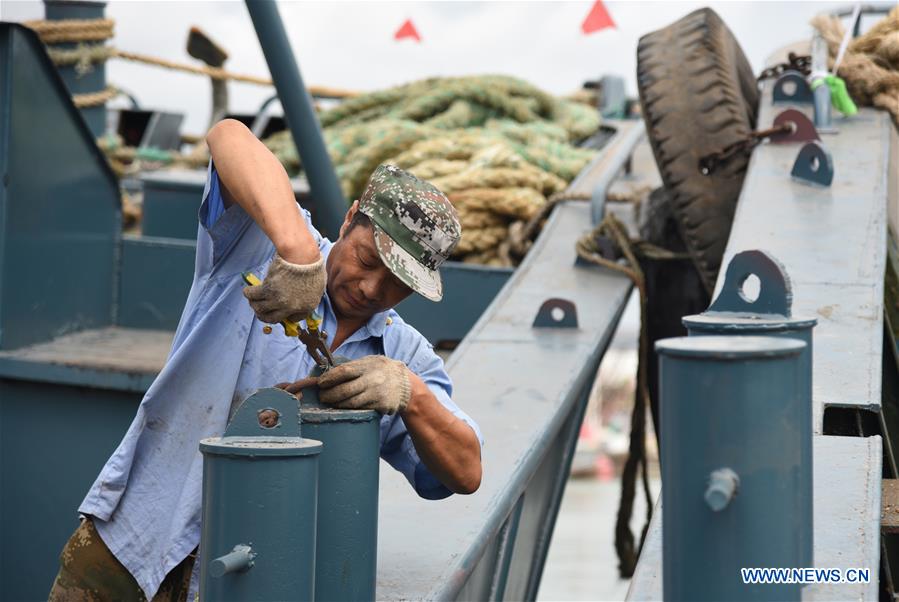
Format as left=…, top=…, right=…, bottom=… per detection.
left=241, top=272, right=301, bottom=337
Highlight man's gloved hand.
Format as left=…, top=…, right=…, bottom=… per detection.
left=318, top=355, right=411, bottom=415
left=243, top=254, right=326, bottom=323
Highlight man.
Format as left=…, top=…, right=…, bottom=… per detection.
left=49, top=118, right=483, bottom=601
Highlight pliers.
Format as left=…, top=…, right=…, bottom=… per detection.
left=242, top=272, right=335, bottom=370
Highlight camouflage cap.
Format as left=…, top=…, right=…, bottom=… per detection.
left=358, top=164, right=461, bottom=302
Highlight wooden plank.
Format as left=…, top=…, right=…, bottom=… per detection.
left=883, top=479, right=899, bottom=534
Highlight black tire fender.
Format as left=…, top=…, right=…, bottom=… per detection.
left=637, top=7, right=759, bottom=293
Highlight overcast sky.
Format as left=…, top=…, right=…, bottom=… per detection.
left=2, top=0, right=886, bottom=134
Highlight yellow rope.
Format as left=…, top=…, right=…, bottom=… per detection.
left=114, top=49, right=275, bottom=86
left=23, top=18, right=114, bottom=43
left=47, top=43, right=114, bottom=73
left=73, top=85, right=119, bottom=108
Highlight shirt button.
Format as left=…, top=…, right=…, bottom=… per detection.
left=386, top=317, right=393, bottom=325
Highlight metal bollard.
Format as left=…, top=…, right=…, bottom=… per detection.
left=657, top=335, right=807, bottom=602
left=683, top=250, right=815, bottom=569
left=199, top=388, right=322, bottom=601
left=300, top=382, right=381, bottom=602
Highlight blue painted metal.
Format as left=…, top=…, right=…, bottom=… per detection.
left=224, top=386, right=303, bottom=437
left=244, top=0, right=346, bottom=241
left=791, top=141, right=834, bottom=187
left=714, top=74, right=888, bottom=434
left=140, top=172, right=207, bottom=240
left=629, top=41, right=891, bottom=601
left=300, top=389, right=380, bottom=602
left=396, top=262, right=512, bottom=346
left=43, top=1, right=108, bottom=137
left=0, top=25, right=645, bottom=596
left=683, top=250, right=817, bottom=568
left=0, top=23, right=120, bottom=350
left=532, top=298, right=578, bottom=328
left=657, top=335, right=807, bottom=602
left=598, top=75, right=627, bottom=118
left=631, top=436, right=882, bottom=601
left=117, top=235, right=196, bottom=329
left=578, top=119, right=645, bottom=224
left=773, top=70, right=813, bottom=104
left=375, top=201, right=633, bottom=599
left=200, top=388, right=322, bottom=601
left=0, top=376, right=142, bottom=601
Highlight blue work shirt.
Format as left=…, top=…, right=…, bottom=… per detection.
left=78, top=162, right=483, bottom=599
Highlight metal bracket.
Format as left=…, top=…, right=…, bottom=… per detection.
left=532, top=298, right=579, bottom=328
left=225, top=387, right=301, bottom=437
left=708, top=250, right=792, bottom=316
left=770, top=109, right=819, bottom=144
left=791, top=141, right=834, bottom=187
left=772, top=70, right=813, bottom=104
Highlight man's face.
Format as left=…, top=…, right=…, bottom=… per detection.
left=326, top=203, right=414, bottom=322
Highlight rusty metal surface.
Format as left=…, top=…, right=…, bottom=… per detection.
left=715, top=84, right=890, bottom=434
left=883, top=480, right=899, bottom=534
left=628, top=435, right=882, bottom=601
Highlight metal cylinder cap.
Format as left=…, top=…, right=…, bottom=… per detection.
left=683, top=313, right=817, bottom=333
left=655, top=336, right=805, bottom=359
left=300, top=406, right=380, bottom=424
left=199, top=436, right=322, bottom=457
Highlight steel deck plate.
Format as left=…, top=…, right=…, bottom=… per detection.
left=715, top=86, right=889, bottom=432
left=0, top=327, right=173, bottom=392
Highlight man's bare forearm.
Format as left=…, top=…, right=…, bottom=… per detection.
left=205, top=119, right=319, bottom=264
left=401, top=371, right=482, bottom=494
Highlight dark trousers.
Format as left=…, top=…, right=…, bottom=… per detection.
left=48, top=518, right=195, bottom=602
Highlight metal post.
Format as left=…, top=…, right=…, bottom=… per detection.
left=300, top=386, right=381, bottom=602
left=657, top=335, right=808, bottom=602
left=199, top=388, right=322, bottom=601
left=244, top=0, right=347, bottom=240
left=682, top=250, right=816, bottom=569
left=43, top=0, right=108, bottom=137
left=811, top=32, right=833, bottom=132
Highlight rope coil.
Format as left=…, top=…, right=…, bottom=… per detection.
left=23, top=18, right=114, bottom=43
left=73, top=85, right=120, bottom=108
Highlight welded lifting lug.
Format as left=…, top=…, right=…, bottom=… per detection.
left=224, top=387, right=301, bottom=437
left=791, top=141, right=834, bottom=187
left=532, top=298, right=579, bottom=328
left=772, top=70, right=813, bottom=104
left=769, top=109, right=819, bottom=144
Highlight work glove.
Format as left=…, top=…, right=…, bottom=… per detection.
left=317, top=355, right=412, bottom=415
left=243, top=254, right=326, bottom=324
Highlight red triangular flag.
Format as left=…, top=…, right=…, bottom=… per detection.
left=394, top=19, right=421, bottom=42
left=581, top=0, right=615, bottom=34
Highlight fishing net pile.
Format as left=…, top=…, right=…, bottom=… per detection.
left=264, top=75, right=600, bottom=266
left=812, top=6, right=899, bottom=125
